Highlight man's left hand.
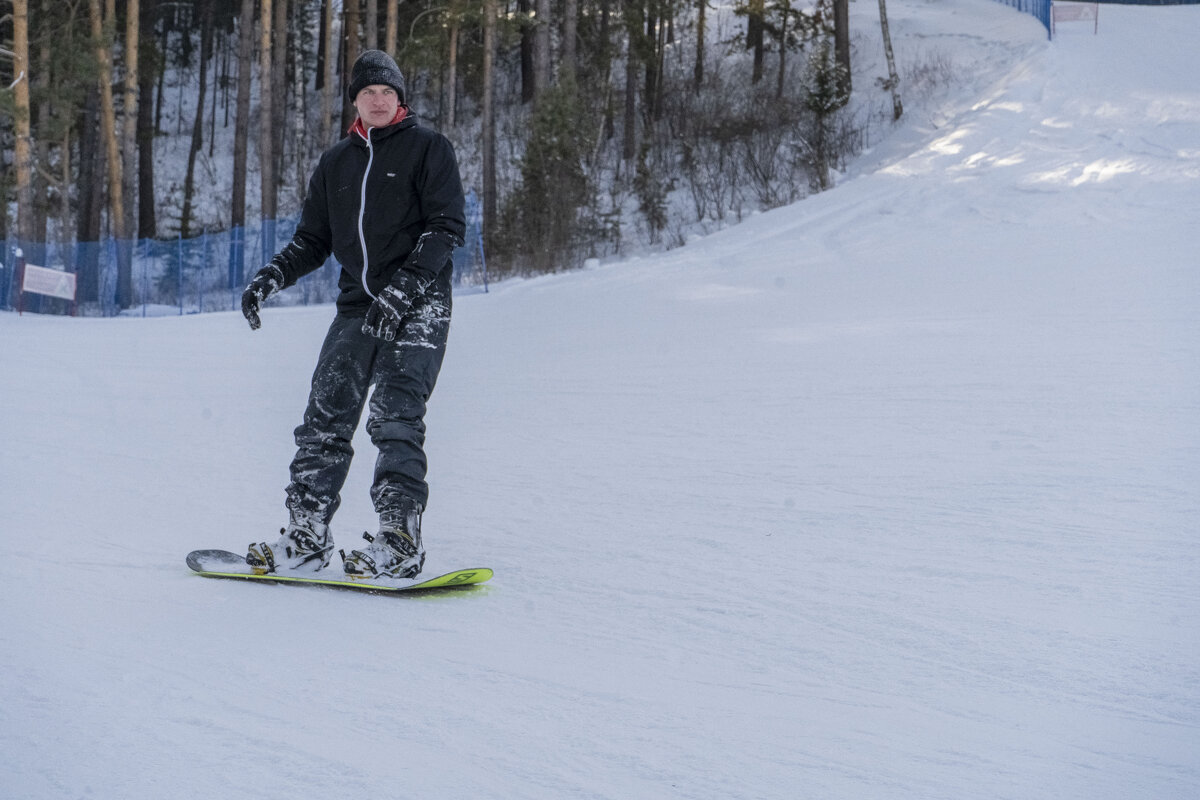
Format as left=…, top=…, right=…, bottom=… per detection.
left=363, top=271, right=432, bottom=341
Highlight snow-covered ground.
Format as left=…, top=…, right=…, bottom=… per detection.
left=2, top=1, right=1198, bottom=797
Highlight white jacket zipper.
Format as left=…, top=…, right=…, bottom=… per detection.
left=357, top=128, right=377, bottom=300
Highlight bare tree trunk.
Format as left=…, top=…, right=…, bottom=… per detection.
left=776, top=0, right=789, bottom=99
left=271, top=0, right=289, bottom=181
left=643, top=4, right=656, bottom=118
left=123, top=0, right=140, bottom=239
left=519, top=0, right=534, bottom=104
left=878, top=0, right=903, bottom=120
left=445, top=19, right=459, bottom=127
left=385, top=0, right=398, bottom=55
left=599, top=0, right=615, bottom=140
left=260, top=0, right=278, bottom=260
left=834, top=0, right=851, bottom=96
left=533, top=0, right=552, bottom=100
left=482, top=0, right=497, bottom=249
left=58, top=126, right=72, bottom=253
left=748, top=0, right=764, bottom=85
left=290, top=1, right=309, bottom=203
left=365, top=0, right=377, bottom=50
left=320, top=0, right=334, bottom=146
left=88, top=0, right=132, bottom=307
left=138, top=0, right=159, bottom=239
left=231, top=0, right=255, bottom=287
left=181, top=0, right=213, bottom=238
left=341, top=0, right=360, bottom=132
left=33, top=0, right=51, bottom=242
left=693, top=0, right=706, bottom=92
left=77, top=88, right=105, bottom=303
left=650, top=3, right=666, bottom=120
left=622, top=1, right=641, bottom=163
left=214, top=27, right=225, bottom=146
left=13, top=0, right=35, bottom=244
left=47, top=0, right=73, bottom=245
left=562, top=0, right=577, bottom=85
left=154, top=11, right=167, bottom=133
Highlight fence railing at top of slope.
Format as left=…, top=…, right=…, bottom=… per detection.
left=990, top=0, right=1053, bottom=38
left=1, top=191, right=488, bottom=318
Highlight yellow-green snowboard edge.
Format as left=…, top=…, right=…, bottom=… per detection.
left=186, top=549, right=492, bottom=594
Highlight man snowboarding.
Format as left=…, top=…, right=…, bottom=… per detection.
left=239, top=50, right=466, bottom=580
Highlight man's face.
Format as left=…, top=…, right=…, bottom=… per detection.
left=354, top=84, right=400, bottom=128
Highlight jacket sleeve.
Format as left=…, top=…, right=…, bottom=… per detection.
left=268, top=157, right=334, bottom=288
left=401, top=134, right=467, bottom=281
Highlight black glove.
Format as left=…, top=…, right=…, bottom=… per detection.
left=362, top=270, right=432, bottom=342
left=241, top=264, right=285, bottom=330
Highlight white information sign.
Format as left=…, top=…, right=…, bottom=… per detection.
left=22, top=263, right=77, bottom=301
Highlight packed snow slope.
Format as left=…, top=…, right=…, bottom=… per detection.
left=2, top=2, right=1198, bottom=798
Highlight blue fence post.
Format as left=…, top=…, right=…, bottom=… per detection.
left=146, top=238, right=153, bottom=316
left=261, top=217, right=276, bottom=270
left=200, top=229, right=208, bottom=313
left=105, top=235, right=117, bottom=316
left=252, top=222, right=262, bottom=293
left=473, top=190, right=489, bottom=293
left=229, top=225, right=243, bottom=311
left=141, top=239, right=148, bottom=318
left=177, top=232, right=184, bottom=316
left=3, top=235, right=17, bottom=311
left=0, top=238, right=7, bottom=311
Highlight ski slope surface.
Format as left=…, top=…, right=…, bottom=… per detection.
left=2, top=2, right=1198, bottom=798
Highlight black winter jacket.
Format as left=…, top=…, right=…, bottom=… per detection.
left=270, top=110, right=466, bottom=314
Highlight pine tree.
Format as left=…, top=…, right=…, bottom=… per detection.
left=502, top=82, right=592, bottom=272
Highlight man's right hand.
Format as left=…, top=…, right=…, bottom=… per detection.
left=241, top=264, right=285, bottom=330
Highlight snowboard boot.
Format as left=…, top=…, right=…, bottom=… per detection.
left=341, top=505, right=426, bottom=580
left=246, top=515, right=334, bottom=574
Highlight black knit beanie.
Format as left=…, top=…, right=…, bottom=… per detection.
left=347, top=50, right=407, bottom=104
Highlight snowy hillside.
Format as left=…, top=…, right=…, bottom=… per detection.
left=2, top=1, right=1197, bottom=798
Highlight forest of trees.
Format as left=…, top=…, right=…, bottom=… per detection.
left=1, top=0, right=905, bottom=309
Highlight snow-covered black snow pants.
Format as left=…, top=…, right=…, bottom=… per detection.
left=285, top=272, right=451, bottom=523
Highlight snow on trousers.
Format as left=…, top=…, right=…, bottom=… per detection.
left=285, top=268, right=452, bottom=523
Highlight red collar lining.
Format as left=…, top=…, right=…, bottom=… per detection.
left=350, top=106, right=408, bottom=140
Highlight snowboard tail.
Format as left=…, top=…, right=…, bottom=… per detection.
left=186, top=549, right=491, bottom=594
